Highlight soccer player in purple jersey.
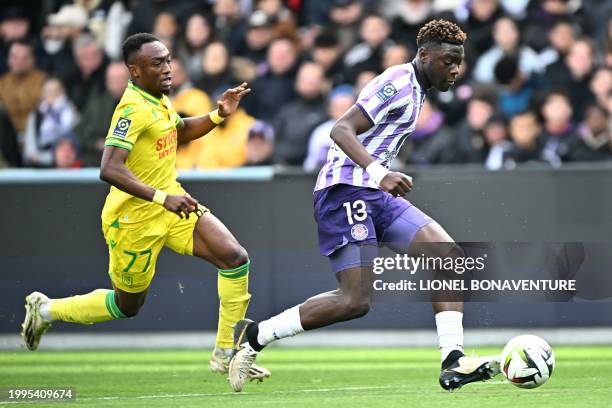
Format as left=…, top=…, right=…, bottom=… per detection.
left=229, top=20, right=501, bottom=392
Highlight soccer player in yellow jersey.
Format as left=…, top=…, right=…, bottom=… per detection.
left=21, top=33, right=270, bottom=380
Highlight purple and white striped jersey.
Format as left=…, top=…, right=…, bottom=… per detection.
left=314, top=62, right=426, bottom=191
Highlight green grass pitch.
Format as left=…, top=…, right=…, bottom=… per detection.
left=1, top=346, right=611, bottom=407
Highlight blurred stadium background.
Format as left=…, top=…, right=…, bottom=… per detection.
left=1, top=0, right=611, bottom=351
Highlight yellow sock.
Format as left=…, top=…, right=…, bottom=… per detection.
left=216, top=261, right=251, bottom=349
left=49, top=289, right=126, bottom=324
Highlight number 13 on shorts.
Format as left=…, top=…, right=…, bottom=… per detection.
left=343, top=200, right=368, bottom=225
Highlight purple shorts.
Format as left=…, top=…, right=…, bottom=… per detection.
left=313, top=184, right=433, bottom=257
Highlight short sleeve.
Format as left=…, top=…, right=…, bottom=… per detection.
left=355, top=67, right=415, bottom=125
left=105, top=103, right=149, bottom=151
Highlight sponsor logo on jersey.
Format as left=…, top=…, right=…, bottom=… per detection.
left=375, top=81, right=398, bottom=103
left=156, top=129, right=178, bottom=159
left=351, top=223, right=369, bottom=241
left=112, top=117, right=132, bottom=138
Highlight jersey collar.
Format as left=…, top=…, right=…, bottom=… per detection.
left=128, top=80, right=161, bottom=106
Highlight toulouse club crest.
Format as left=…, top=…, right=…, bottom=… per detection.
left=351, top=224, right=369, bottom=241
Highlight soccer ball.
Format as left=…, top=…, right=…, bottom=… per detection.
left=501, top=334, right=555, bottom=389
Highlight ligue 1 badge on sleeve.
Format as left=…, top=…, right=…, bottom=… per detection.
left=112, top=117, right=132, bottom=138
left=375, top=81, right=398, bottom=103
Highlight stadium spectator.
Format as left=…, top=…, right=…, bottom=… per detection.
left=382, top=44, right=410, bottom=70
left=537, top=19, right=576, bottom=70
left=481, top=114, right=512, bottom=170
left=172, top=58, right=214, bottom=169
left=153, top=11, right=179, bottom=52
left=504, top=110, right=545, bottom=167
left=53, top=134, right=83, bottom=169
left=304, top=85, right=355, bottom=171
left=379, top=0, right=432, bottom=46
left=401, top=99, right=454, bottom=166
left=154, top=11, right=179, bottom=40
left=197, top=42, right=236, bottom=97
left=273, top=62, right=328, bottom=165
left=590, top=68, right=611, bottom=112
left=171, top=59, right=212, bottom=117
left=22, top=78, right=78, bottom=167
left=0, top=107, right=20, bottom=167
left=254, top=0, right=299, bottom=41
left=446, top=88, right=497, bottom=163
left=243, top=37, right=298, bottom=121
left=101, top=0, right=133, bottom=61
left=461, top=0, right=503, bottom=55
left=42, top=4, right=89, bottom=78
left=75, top=62, right=129, bottom=167
left=235, top=11, right=276, bottom=66
left=545, top=38, right=596, bottom=120
left=126, top=0, right=200, bottom=37
left=213, top=0, right=248, bottom=55
left=177, top=90, right=255, bottom=170
left=0, top=6, right=32, bottom=74
left=473, top=17, right=540, bottom=84
left=327, top=0, right=364, bottom=52
left=524, top=0, right=592, bottom=52
left=61, top=34, right=108, bottom=109
left=539, top=91, right=579, bottom=166
left=568, top=104, right=611, bottom=162
left=493, top=56, right=534, bottom=118
left=0, top=40, right=46, bottom=133
left=343, top=14, right=393, bottom=83
left=176, top=14, right=213, bottom=82
left=354, top=70, right=377, bottom=94
left=245, top=120, right=275, bottom=166
left=310, top=30, right=346, bottom=86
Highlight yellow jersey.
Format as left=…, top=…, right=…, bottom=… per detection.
left=102, top=81, right=183, bottom=225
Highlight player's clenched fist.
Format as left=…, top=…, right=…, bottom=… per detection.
left=380, top=172, right=413, bottom=197
left=163, top=194, right=199, bottom=218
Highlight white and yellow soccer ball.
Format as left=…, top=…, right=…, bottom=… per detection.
left=501, top=334, right=555, bottom=389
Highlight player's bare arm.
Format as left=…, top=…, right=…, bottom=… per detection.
left=331, top=105, right=413, bottom=196
left=100, top=146, right=198, bottom=218
left=177, top=83, right=251, bottom=143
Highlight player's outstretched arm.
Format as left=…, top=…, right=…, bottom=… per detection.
left=100, top=146, right=198, bottom=218
left=177, top=82, right=251, bottom=143
left=331, top=106, right=413, bottom=196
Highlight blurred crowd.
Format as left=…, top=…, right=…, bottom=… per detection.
left=0, top=0, right=610, bottom=171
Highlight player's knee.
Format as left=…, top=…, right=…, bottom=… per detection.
left=340, top=297, right=371, bottom=320
left=117, top=303, right=141, bottom=318
left=220, top=244, right=249, bottom=270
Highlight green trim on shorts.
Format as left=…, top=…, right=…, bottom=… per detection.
left=105, top=290, right=127, bottom=319
left=218, top=260, right=250, bottom=279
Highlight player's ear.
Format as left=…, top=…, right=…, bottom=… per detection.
left=128, top=64, right=139, bottom=79
left=419, top=47, right=429, bottom=64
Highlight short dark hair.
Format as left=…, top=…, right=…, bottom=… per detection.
left=416, top=19, right=466, bottom=47
left=494, top=56, right=519, bottom=85
left=314, top=30, right=339, bottom=49
left=122, top=33, right=161, bottom=65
